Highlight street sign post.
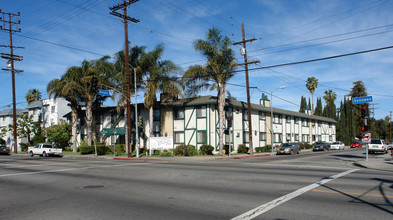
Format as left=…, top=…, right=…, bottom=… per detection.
left=362, top=132, right=371, bottom=161
left=352, top=96, right=372, bottom=104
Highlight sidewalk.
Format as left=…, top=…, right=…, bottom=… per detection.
left=354, top=151, right=393, bottom=172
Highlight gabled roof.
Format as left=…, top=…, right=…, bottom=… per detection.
left=26, top=100, right=43, bottom=109
left=160, top=95, right=337, bottom=124
left=0, top=108, right=25, bottom=116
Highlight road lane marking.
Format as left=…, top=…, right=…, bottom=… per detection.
left=0, top=163, right=149, bottom=177
left=231, top=169, right=359, bottom=220
left=312, top=189, right=393, bottom=198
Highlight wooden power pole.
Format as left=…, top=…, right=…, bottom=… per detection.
left=233, top=23, right=259, bottom=155
left=110, top=0, right=140, bottom=158
left=0, top=10, right=23, bottom=154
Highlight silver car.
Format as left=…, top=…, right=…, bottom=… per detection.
left=276, top=143, right=301, bottom=155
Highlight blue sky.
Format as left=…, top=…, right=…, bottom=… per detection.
left=1, top=0, right=393, bottom=119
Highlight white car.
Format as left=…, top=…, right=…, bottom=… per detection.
left=330, top=141, right=345, bottom=150
left=387, top=141, right=393, bottom=150
left=368, top=139, right=388, bottom=154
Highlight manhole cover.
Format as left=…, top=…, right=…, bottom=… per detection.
left=83, top=185, right=104, bottom=189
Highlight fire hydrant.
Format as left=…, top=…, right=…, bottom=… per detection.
left=222, top=149, right=226, bottom=157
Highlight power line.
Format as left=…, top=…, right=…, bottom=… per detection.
left=242, top=45, right=393, bottom=72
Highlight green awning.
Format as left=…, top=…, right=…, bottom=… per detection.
left=101, top=127, right=125, bottom=136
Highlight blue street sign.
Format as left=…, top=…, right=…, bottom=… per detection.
left=352, top=96, right=372, bottom=104
left=98, top=89, right=110, bottom=96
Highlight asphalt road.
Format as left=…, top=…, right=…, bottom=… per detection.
left=0, top=148, right=392, bottom=220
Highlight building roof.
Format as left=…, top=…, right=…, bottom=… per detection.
left=160, top=95, right=337, bottom=124
left=26, top=100, right=43, bottom=109
left=0, top=108, right=25, bottom=116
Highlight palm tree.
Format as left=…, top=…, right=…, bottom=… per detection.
left=183, top=28, right=237, bottom=154
left=113, top=45, right=146, bottom=152
left=323, top=89, right=337, bottom=106
left=47, top=66, right=82, bottom=152
left=140, top=44, right=183, bottom=152
left=306, top=77, right=318, bottom=115
left=25, top=88, right=41, bottom=105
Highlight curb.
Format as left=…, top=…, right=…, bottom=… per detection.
left=113, top=157, right=157, bottom=161
left=217, top=153, right=271, bottom=160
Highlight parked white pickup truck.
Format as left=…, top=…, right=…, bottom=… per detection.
left=28, top=144, right=63, bottom=157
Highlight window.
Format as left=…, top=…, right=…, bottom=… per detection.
left=244, top=131, right=249, bottom=143
left=174, top=132, right=184, bottom=144
left=197, top=131, right=207, bottom=143
left=295, top=134, right=299, bottom=141
left=294, top=117, right=299, bottom=124
left=259, top=112, right=266, bottom=120
left=329, top=135, right=332, bottom=142
left=302, top=134, right=309, bottom=142
left=329, top=123, right=332, bottom=128
left=51, top=106, right=55, bottom=113
left=153, top=110, right=160, bottom=121
left=174, top=108, right=184, bottom=120
left=313, top=135, right=316, bottom=142
left=286, top=116, right=291, bottom=123
left=196, top=106, right=206, bottom=118
left=259, top=132, right=266, bottom=141
left=273, top=114, right=282, bottom=124
left=286, top=133, right=291, bottom=141
left=274, top=133, right=283, bottom=143
left=302, top=119, right=309, bottom=127
left=243, top=110, right=248, bottom=121
left=96, top=114, right=102, bottom=125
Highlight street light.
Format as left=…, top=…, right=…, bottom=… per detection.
left=271, top=86, right=285, bottom=154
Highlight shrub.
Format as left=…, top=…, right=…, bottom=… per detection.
left=153, top=150, right=161, bottom=155
left=255, top=145, right=272, bottom=153
left=20, top=143, right=29, bottom=152
left=174, top=144, right=197, bottom=156
left=198, top=150, right=206, bottom=156
left=64, top=147, right=72, bottom=152
left=96, top=145, right=110, bottom=155
left=200, top=144, right=214, bottom=155
left=160, top=151, right=172, bottom=157
left=237, top=144, right=249, bottom=154
left=80, top=145, right=95, bottom=155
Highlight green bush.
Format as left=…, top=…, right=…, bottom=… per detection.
left=20, top=143, right=29, bottom=152
left=174, top=144, right=197, bottom=156
left=255, top=145, right=272, bottom=153
left=237, top=144, right=249, bottom=154
left=200, top=144, right=214, bottom=155
left=96, top=145, right=110, bottom=155
left=79, top=145, right=95, bottom=154
left=297, top=142, right=312, bottom=149
left=153, top=150, right=161, bottom=155
left=160, top=151, right=172, bottom=157
left=198, top=150, right=206, bottom=156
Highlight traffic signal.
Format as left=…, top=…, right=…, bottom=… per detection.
left=361, top=104, right=369, bottom=119
left=227, top=116, right=232, bottom=128
left=361, top=125, right=369, bottom=132
left=91, top=77, right=98, bottom=93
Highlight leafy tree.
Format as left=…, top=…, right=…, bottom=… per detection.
left=314, top=98, right=323, bottom=116
left=16, top=113, right=34, bottom=144
left=48, top=66, right=82, bottom=152
left=183, top=28, right=237, bottom=155
left=46, top=121, right=72, bottom=149
left=25, top=88, right=41, bottom=105
left=350, top=81, right=367, bottom=138
left=299, top=96, right=307, bottom=113
left=306, top=77, right=318, bottom=114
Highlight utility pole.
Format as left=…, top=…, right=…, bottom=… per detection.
left=233, top=23, right=259, bottom=155
left=110, top=0, right=140, bottom=158
left=0, top=10, right=23, bottom=154
left=389, top=111, right=392, bottom=141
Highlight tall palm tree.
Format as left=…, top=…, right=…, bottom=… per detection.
left=306, top=77, right=318, bottom=115
left=47, top=66, right=82, bottom=152
left=323, top=89, right=337, bottom=106
left=113, top=45, right=146, bottom=152
left=183, top=28, right=237, bottom=154
left=140, top=44, right=183, bottom=152
left=26, top=88, right=41, bottom=105
left=79, top=56, right=113, bottom=146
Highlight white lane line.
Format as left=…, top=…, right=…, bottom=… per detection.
left=231, top=169, right=359, bottom=220
left=0, top=163, right=149, bottom=177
